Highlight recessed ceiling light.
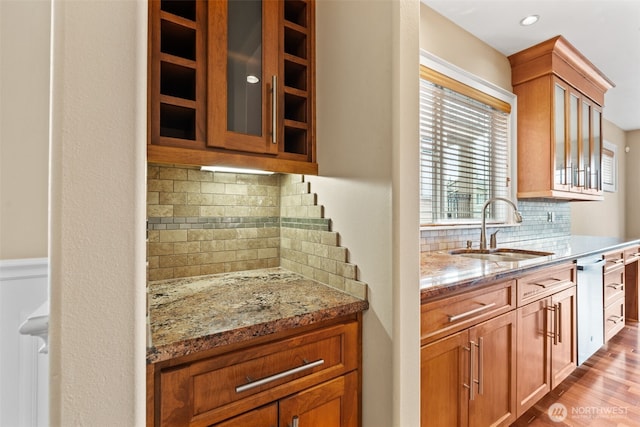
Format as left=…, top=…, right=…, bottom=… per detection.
left=520, top=15, right=539, bottom=26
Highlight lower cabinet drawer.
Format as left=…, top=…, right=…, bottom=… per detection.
left=604, top=269, right=625, bottom=306
left=517, top=263, right=575, bottom=306
left=604, top=296, right=625, bottom=342
left=421, top=280, right=516, bottom=345
left=158, top=320, right=359, bottom=426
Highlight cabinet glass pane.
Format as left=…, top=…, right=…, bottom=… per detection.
left=582, top=102, right=591, bottom=189
left=593, top=110, right=601, bottom=190
left=570, top=94, right=579, bottom=186
left=554, top=85, right=566, bottom=185
left=227, top=0, right=262, bottom=136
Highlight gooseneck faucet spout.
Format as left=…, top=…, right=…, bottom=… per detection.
left=480, top=197, right=523, bottom=250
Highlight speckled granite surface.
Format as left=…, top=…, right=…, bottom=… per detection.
left=147, top=267, right=368, bottom=364
left=420, top=235, right=640, bottom=303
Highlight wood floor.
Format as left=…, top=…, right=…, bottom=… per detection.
left=511, top=321, right=640, bottom=426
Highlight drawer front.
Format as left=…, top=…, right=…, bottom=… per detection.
left=604, top=269, right=625, bottom=307
left=517, top=263, right=576, bottom=306
left=604, top=250, right=625, bottom=273
left=421, top=280, right=515, bottom=345
left=604, top=296, right=625, bottom=342
left=625, top=246, right=640, bottom=265
left=190, top=321, right=358, bottom=417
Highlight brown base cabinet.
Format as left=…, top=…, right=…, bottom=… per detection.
left=515, top=285, right=576, bottom=417
left=421, top=264, right=577, bottom=427
left=421, top=281, right=517, bottom=427
left=148, top=316, right=361, bottom=427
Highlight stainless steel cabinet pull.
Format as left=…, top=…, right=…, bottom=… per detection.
left=271, top=75, right=277, bottom=144
left=609, top=258, right=625, bottom=265
left=607, top=283, right=624, bottom=290
left=466, top=341, right=476, bottom=400
left=448, top=303, right=496, bottom=323
left=557, top=303, right=562, bottom=344
left=531, top=277, right=563, bottom=288
left=235, top=359, right=324, bottom=393
left=477, top=338, right=484, bottom=395
left=607, top=315, right=624, bottom=324
left=547, top=304, right=558, bottom=345
left=291, top=415, right=299, bottom=427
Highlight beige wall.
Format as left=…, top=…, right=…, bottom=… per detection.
left=419, top=3, right=512, bottom=91
left=571, top=119, right=627, bottom=237
left=49, top=0, right=147, bottom=425
left=309, top=1, right=420, bottom=425
left=626, top=130, right=640, bottom=238
left=0, top=0, right=50, bottom=260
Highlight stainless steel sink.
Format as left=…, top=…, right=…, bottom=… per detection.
left=449, top=248, right=554, bottom=262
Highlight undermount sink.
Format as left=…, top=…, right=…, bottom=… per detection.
left=449, top=248, right=554, bottom=262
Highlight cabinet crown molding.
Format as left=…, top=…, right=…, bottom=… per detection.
left=509, top=35, right=614, bottom=106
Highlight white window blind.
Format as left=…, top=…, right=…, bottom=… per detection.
left=420, top=66, right=511, bottom=225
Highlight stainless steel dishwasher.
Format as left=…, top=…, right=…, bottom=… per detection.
left=576, top=255, right=606, bottom=365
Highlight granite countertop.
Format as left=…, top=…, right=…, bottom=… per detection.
left=147, top=267, right=368, bottom=364
left=421, top=235, right=640, bottom=303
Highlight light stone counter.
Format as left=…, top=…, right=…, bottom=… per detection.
left=147, top=267, right=368, bottom=363
left=420, top=235, right=640, bottom=303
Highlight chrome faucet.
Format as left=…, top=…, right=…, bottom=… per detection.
left=480, top=197, right=523, bottom=250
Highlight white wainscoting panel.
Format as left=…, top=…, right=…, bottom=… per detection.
left=0, top=258, right=48, bottom=427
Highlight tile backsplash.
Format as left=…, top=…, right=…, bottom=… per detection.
left=420, top=199, right=571, bottom=252
left=146, top=164, right=367, bottom=300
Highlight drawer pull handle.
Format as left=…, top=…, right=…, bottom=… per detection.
left=531, top=278, right=564, bottom=288
left=607, top=283, right=624, bottom=291
left=607, top=315, right=624, bottom=324
left=608, top=259, right=625, bottom=265
left=448, top=303, right=496, bottom=322
left=235, top=359, right=325, bottom=393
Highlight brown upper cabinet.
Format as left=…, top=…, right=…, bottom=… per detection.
left=509, top=36, right=614, bottom=200
left=148, top=0, right=317, bottom=175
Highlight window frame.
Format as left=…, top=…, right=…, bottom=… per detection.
left=419, top=50, right=518, bottom=229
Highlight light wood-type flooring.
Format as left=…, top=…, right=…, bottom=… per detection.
left=511, top=322, right=640, bottom=426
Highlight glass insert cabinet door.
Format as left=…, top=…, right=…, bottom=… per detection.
left=208, top=0, right=279, bottom=154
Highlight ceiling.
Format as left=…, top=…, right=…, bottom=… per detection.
left=422, top=0, right=640, bottom=131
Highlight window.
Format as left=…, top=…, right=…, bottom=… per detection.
left=419, top=53, right=516, bottom=227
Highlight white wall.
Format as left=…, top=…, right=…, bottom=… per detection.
left=626, top=130, right=640, bottom=238
left=48, top=0, right=147, bottom=425
left=0, top=0, right=49, bottom=260
left=311, top=1, right=420, bottom=426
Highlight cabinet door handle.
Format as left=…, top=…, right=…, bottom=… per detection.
left=477, top=338, right=484, bottom=396
left=608, top=258, right=625, bottom=265
left=290, top=415, right=299, bottom=427
left=271, top=75, right=277, bottom=144
left=557, top=303, right=562, bottom=344
left=448, top=303, right=496, bottom=323
left=235, top=359, right=324, bottom=393
left=607, top=283, right=624, bottom=291
left=464, top=341, right=475, bottom=401
left=546, top=304, right=558, bottom=345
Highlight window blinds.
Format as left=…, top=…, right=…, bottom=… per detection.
left=420, top=70, right=510, bottom=225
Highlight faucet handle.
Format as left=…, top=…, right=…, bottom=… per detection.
left=490, top=230, right=500, bottom=249
left=466, top=240, right=473, bottom=249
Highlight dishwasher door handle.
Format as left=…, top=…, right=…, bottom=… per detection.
left=577, top=259, right=606, bottom=271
